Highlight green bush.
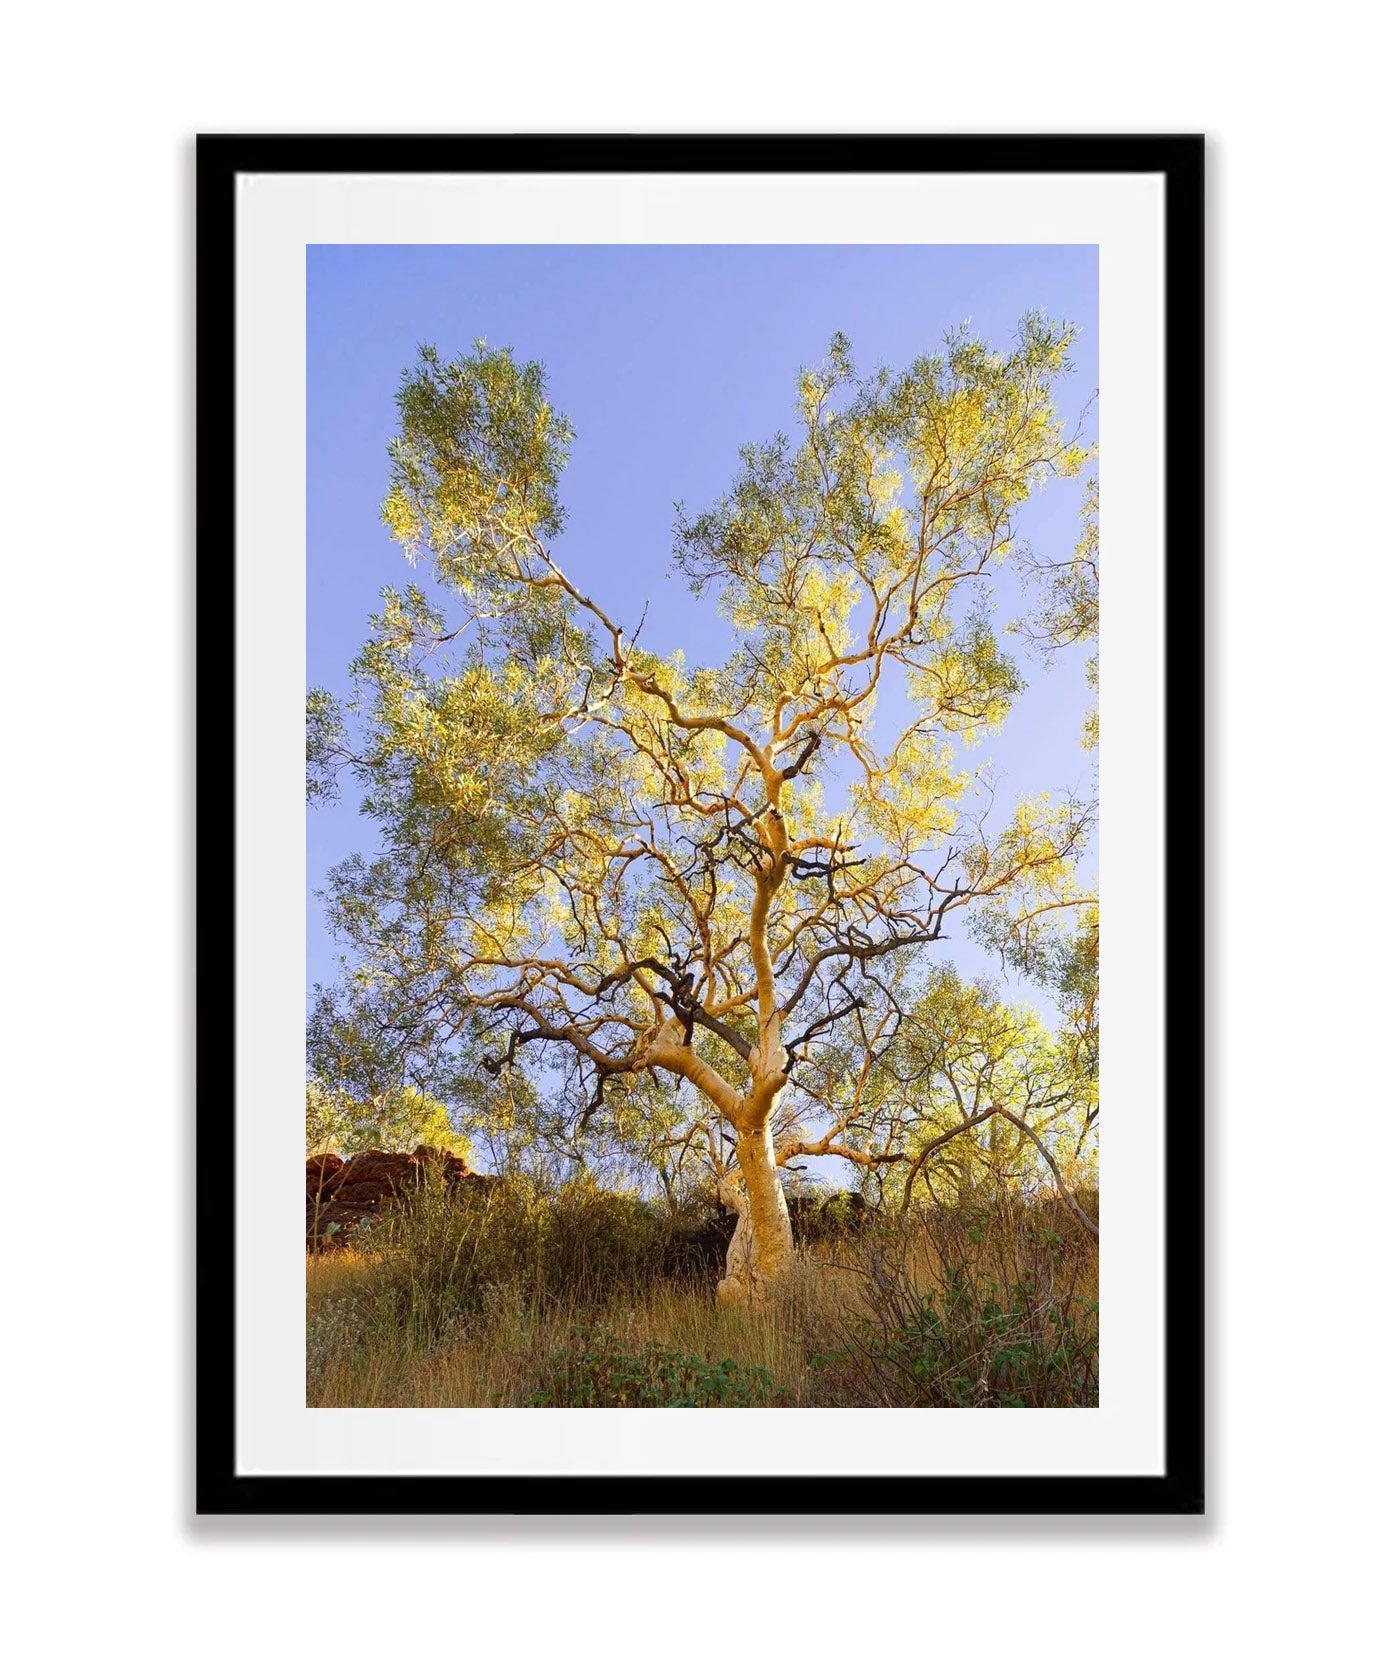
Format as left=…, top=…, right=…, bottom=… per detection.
left=813, top=1203, right=1098, bottom=1407
left=337, top=1175, right=721, bottom=1352
left=524, top=1325, right=782, bottom=1408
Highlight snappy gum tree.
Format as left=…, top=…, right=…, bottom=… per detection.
left=310, top=317, right=1094, bottom=1300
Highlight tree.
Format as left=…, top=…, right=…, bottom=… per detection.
left=304, top=1078, right=466, bottom=1159
left=309, top=318, right=1095, bottom=1299
left=886, top=968, right=1097, bottom=1229
left=306, top=990, right=470, bottom=1158
left=771, top=956, right=1097, bottom=1226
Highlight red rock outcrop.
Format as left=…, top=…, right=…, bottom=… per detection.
left=306, top=1144, right=492, bottom=1248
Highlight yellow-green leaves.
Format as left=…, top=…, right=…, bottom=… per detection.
left=851, top=728, right=965, bottom=850
left=305, top=1078, right=467, bottom=1159
left=312, top=316, right=1097, bottom=1200
left=382, top=342, right=573, bottom=596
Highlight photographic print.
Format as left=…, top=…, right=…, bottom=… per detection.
left=199, top=136, right=1202, bottom=1513
left=304, top=244, right=1102, bottom=1409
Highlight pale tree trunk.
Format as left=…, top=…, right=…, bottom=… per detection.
left=658, top=791, right=799, bottom=1306
left=716, top=1118, right=793, bottom=1305
left=711, top=796, right=797, bottom=1304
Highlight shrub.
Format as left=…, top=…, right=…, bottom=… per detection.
left=524, top=1325, right=782, bottom=1407
left=813, top=1201, right=1098, bottom=1407
left=331, top=1174, right=728, bottom=1353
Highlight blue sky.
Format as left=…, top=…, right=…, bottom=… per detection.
left=307, top=243, right=1098, bottom=1012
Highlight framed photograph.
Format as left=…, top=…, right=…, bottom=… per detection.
left=197, top=134, right=1203, bottom=1515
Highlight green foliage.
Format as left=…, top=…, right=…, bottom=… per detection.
left=667, top=315, right=1090, bottom=853
left=307, top=320, right=1098, bottom=1217
left=524, top=1327, right=780, bottom=1408
left=971, top=894, right=1100, bottom=1107
left=382, top=340, right=574, bottom=594
left=813, top=1205, right=1098, bottom=1407
left=1014, top=473, right=1099, bottom=752
left=305, top=1078, right=466, bottom=1159
left=332, top=1175, right=725, bottom=1353
left=1015, top=474, right=1099, bottom=652
left=819, top=1276, right=1096, bottom=1407
left=793, top=960, right=1097, bottom=1212
left=305, top=1080, right=341, bottom=1155
left=305, top=688, right=345, bottom=804
left=898, top=968, right=1086, bottom=1200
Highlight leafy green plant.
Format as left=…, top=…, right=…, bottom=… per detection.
left=525, top=1326, right=783, bottom=1408
left=814, top=1203, right=1098, bottom=1407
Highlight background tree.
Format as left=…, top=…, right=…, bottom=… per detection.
left=775, top=960, right=1097, bottom=1227
left=310, top=318, right=1095, bottom=1298
left=1014, top=473, right=1099, bottom=750
left=304, top=1078, right=465, bottom=1159
left=886, top=969, right=1097, bottom=1227
left=306, top=988, right=470, bottom=1157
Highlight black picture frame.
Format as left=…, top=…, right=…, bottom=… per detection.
left=196, top=133, right=1204, bottom=1517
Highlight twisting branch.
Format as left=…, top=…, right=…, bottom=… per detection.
left=784, top=992, right=865, bottom=1071
left=634, top=957, right=755, bottom=1062
left=900, top=1103, right=1098, bottom=1237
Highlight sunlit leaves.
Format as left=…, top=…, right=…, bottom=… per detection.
left=849, top=728, right=965, bottom=851
left=305, top=1078, right=467, bottom=1159
left=309, top=323, right=1098, bottom=1194
left=884, top=967, right=1095, bottom=1206
left=383, top=341, right=573, bottom=593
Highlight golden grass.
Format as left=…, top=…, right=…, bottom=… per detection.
left=305, top=1196, right=1099, bottom=1409
left=306, top=1248, right=855, bottom=1407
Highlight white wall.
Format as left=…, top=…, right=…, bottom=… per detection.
left=3, top=4, right=1392, bottom=1675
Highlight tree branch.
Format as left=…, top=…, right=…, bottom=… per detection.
left=899, top=1103, right=1097, bottom=1237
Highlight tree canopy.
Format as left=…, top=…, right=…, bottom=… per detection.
left=308, top=315, right=1098, bottom=1293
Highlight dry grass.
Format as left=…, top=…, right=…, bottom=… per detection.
left=305, top=1185, right=1098, bottom=1408
left=306, top=1248, right=851, bottom=1406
